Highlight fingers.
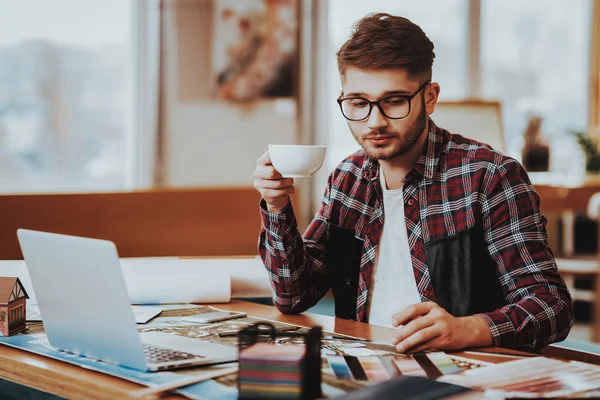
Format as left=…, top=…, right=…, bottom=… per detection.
left=253, top=164, right=283, bottom=180
left=260, top=187, right=295, bottom=198
left=405, top=337, right=441, bottom=354
left=393, top=315, right=434, bottom=345
left=256, top=151, right=272, bottom=166
left=394, top=325, right=440, bottom=353
left=392, top=302, right=436, bottom=328
left=254, top=169, right=294, bottom=196
left=257, top=177, right=295, bottom=190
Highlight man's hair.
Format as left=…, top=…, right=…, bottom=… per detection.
left=336, top=13, right=435, bottom=82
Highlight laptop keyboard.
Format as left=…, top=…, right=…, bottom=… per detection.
left=142, top=343, right=203, bottom=363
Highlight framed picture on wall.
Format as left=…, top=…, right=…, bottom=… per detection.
left=211, top=0, right=298, bottom=102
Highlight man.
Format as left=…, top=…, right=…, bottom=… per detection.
left=253, top=13, right=573, bottom=352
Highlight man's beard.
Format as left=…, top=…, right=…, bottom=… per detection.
left=352, top=100, right=427, bottom=161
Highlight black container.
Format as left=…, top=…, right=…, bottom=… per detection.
left=522, top=144, right=550, bottom=172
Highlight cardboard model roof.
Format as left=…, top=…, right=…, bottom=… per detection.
left=0, top=277, right=29, bottom=305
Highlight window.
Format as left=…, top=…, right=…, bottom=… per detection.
left=325, top=0, right=468, bottom=170
left=321, top=0, right=593, bottom=174
left=481, top=0, right=592, bottom=167
left=0, top=0, right=136, bottom=193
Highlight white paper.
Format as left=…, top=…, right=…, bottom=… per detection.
left=131, top=305, right=163, bottom=323
left=26, top=304, right=42, bottom=322
left=1, top=256, right=273, bottom=307
left=123, top=270, right=231, bottom=304
left=119, top=256, right=273, bottom=299
left=26, top=304, right=162, bottom=324
left=27, top=303, right=162, bottom=324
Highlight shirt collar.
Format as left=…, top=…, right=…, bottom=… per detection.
left=361, top=117, right=448, bottom=182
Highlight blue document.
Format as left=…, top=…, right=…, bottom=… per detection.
left=0, top=333, right=237, bottom=399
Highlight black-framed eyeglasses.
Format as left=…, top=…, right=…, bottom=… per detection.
left=337, top=80, right=430, bottom=121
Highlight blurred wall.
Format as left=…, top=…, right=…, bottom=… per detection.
left=161, top=0, right=298, bottom=187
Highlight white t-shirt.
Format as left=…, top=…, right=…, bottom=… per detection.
left=366, top=167, right=422, bottom=327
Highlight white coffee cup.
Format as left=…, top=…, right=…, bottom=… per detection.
left=268, top=144, right=327, bottom=178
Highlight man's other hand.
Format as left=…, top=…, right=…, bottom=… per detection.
left=391, top=302, right=493, bottom=353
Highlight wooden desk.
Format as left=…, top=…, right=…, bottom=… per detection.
left=0, top=300, right=594, bottom=400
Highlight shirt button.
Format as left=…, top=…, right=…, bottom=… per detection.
left=412, top=244, right=419, bottom=251
left=423, top=289, right=430, bottom=296
left=408, top=199, right=415, bottom=206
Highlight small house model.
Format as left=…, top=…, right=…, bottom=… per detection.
left=0, top=277, right=29, bottom=336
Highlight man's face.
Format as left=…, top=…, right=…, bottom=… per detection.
left=340, top=67, right=431, bottom=161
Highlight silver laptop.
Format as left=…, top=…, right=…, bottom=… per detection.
left=17, top=229, right=238, bottom=372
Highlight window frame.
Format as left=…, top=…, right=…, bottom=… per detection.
left=131, top=0, right=162, bottom=190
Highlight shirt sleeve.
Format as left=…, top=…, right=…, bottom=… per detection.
left=257, top=174, right=333, bottom=314
left=477, top=158, right=574, bottom=350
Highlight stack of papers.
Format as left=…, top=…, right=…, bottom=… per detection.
left=439, top=356, right=600, bottom=398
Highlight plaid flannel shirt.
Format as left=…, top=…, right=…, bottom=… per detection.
left=259, top=119, right=573, bottom=351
